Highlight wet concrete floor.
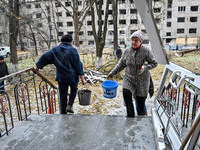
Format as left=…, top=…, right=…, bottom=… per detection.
left=0, top=114, right=156, bottom=150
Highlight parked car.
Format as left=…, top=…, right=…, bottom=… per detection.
left=0, top=47, right=10, bottom=57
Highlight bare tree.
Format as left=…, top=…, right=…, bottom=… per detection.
left=112, top=0, right=118, bottom=51
left=90, top=0, right=110, bottom=68
left=55, top=0, right=94, bottom=48
left=9, top=0, right=20, bottom=73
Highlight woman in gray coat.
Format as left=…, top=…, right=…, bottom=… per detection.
left=108, top=31, right=158, bottom=117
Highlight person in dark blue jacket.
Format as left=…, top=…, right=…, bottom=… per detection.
left=35, top=35, right=86, bottom=114
left=0, top=56, right=9, bottom=95
left=116, top=46, right=122, bottom=59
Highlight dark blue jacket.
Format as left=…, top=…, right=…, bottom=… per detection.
left=36, top=42, right=84, bottom=83
left=0, top=61, right=9, bottom=78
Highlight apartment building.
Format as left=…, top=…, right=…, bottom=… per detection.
left=163, top=0, right=200, bottom=49
left=0, top=0, right=199, bottom=50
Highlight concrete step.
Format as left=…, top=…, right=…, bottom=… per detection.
left=0, top=114, right=156, bottom=150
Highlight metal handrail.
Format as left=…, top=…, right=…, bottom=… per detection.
left=0, top=67, right=59, bottom=137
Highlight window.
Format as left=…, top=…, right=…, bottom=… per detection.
left=37, top=23, right=42, bottom=28
left=119, top=20, right=126, bottom=24
left=189, top=28, right=197, bottom=33
left=56, top=12, right=62, bottom=17
left=78, top=1, right=82, bottom=6
left=119, top=0, right=126, bottom=4
left=87, top=11, right=91, bottom=16
left=119, top=40, right=125, bottom=45
left=141, top=30, right=147, bottom=34
left=23, top=42, right=27, bottom=46
left=79, top=31, right=84, bottom=36
left=65, top=2, right=71, bottom=7
left=57, top=22, right=63, bottom=27
left=130, top=19, right=137, bottom=24
left=130, top=9, right=137, bottom=14
left=154, top=8, right=161, bottom=13
left=191, top=6, right=198, bottom=11
left=177, top=28, right=184, bottom=33
left=167, top=22, right=171, bottom=27
left=130, top=0, right=134, bottom=3
left=87, top=21, right=92, bottom=25
left=58, top=32, right=63, bottom=36
left=66, top=12, right=71, bottom=17
left=26, top=4, right=31, bottom=9
left=167, top=11, right=172, bottom=18
left=177, top=17, right=185, bottom=22
left=98, top=20, right=104, bottom=25
left=155, top=18, right=161, bottom=23
left=68, top=31, right=73, bottom=35
left=35, top=4, right=41, bottom=8
left=166, top=32, right=171, bottom=36
left=119, top=30, right=126, bottom=35
left=178, top=6, right=186, bottom=12
left=88, top=41, right=94, bottom=45
left=108, top=20, right=113, bottom=25
left=79, top=41, right=83, bottom=45
left=168, top=0, right=172, bottom=8
left=130, top=30, right=137, bottom=34
left=108, top=10, right=112, bottom=15
left=102, top=10, right=104, bottom=15
left=88, top=31, right=93, bottom=36
left=30, top=42, right=35, bottom=47
left=55, top=2, right=61, bottom=7
left=67, top=22, right=73, bottom=26
left=119, top=9, right=126, bottom=14
left=108, top=31, right=114, bottom=35
left=36, top=13, right=42, bottom=18
left=190, top=17, right=198, bottom=22
left=143, top=39, right=149, bottom=44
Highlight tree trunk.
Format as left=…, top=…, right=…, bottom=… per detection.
left=90, top=0, right=110, bottom=69
left=9, top=0, right=19, bottom=73
left=112, top=0, right=118, bottom=51
left=73, top=0, right=80, bottom=48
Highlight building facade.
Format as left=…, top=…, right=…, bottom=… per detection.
left=0, top=0, right=199, bottom=50
left=162, top=0, right=200, bottom=50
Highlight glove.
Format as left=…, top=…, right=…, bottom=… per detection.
left=107, top=73, right=113, bottom=78
left=137, top=66, right=144, bottom=75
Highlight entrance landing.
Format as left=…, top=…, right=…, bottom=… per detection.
left=0, top=114, right=156, bottom=150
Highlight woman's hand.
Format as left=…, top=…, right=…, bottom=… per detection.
left=138, top=66, right=144, bottom=75
left=107, top=73, right=113, bottom=78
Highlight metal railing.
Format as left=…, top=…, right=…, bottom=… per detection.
left=0, top=68, right=58, bottom=137
left=153, top=62, right=200, bottom=150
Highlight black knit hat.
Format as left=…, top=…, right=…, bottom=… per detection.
left=0, top=56, right=4, bottom=60
left=61, top=34, right=73, bottom=42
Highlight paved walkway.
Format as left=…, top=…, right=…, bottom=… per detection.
left=0, top=114, right=156, bottom=150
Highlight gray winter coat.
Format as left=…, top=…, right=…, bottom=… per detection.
left=110, top=45, right=158, bottom=97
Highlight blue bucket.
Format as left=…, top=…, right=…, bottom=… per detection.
left=102, top=80, right=118, bottom=98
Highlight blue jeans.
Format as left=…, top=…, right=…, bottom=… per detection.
left=58, top=82, right=78, bottom=114
left=135, top=96, right=147, bottom=115
left=135, top=99, right=147, bottom=115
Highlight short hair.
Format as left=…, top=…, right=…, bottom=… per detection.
left=61, top=34, right=73, bottom=42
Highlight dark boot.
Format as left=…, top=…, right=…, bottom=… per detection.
left=66, top=105, right=74, bottom=113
